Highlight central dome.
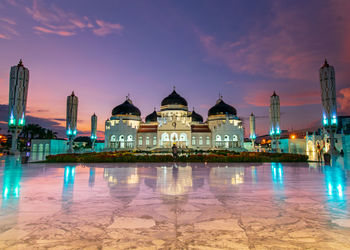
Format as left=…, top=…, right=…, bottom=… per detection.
left=112, top=98, right=141, bottom=116
left=208, top=99, right=237, bottom=116
left=191, top=110, right=203, bottom=123
left=161, top=90, right=188, bottom=107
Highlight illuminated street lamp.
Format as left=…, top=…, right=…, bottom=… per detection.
left=8, top=60, right=29, bottom=154
left=66, top=91, right=78, bottom=153
left=91, top=113, right=97, bottom=151
left=319, top=59, right=337, bottom=155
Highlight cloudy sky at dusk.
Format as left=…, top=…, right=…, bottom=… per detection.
left=0, top=0, right=349, bottom=138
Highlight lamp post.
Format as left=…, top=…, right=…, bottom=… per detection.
left=66, top=91, right=78, bottom=153
left=8, top=60, right=29, bottom=155
left=91, top=113, right=97, bottom=151
left=249, top=113, right=256, bottom=150
left=319, top=59, right=337, bottom=155
left=269, top=91, right=281, bottom=152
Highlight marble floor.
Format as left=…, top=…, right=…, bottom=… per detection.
left=0, top=156, right=350, bottom=249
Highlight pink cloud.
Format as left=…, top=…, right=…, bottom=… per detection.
left=0, top=16, right=18, bottom=39
left=93, top=20, right=123, bottom=36
left=338, top=87, right=350, bottom=114
left=25, top=0, right=123, bottom=37
left=244, top=88, right=320, bottom=107
left=34, top=26, right=75, bottom=36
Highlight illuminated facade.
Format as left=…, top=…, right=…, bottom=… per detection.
left=104, top=89, right=244, bottom=151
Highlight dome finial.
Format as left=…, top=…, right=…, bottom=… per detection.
left=173, top=85, right=176, bottom=91
left=272, top=91, right=277, bottom=97
left=154, top=107, right=156, bottom=111
left=71, top=91, right=75, bottom=96
left=322, top=58, right=329, bottom=68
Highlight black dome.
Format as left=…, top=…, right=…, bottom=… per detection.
left=145, top=110, right=158, bottom=123
left=112, top=99, right=141, bottom=116
left=161, top=90, right=188, bottom=106
left=191, top=110, right=203, bottom=123
left=208, top=99, right=237, bottom=116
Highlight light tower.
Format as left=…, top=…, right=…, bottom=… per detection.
left=269, top=91, right=281, bottom=152
left=91, top=113, right=97, bottom=151
left=319, top=59, right=337, bottom=155
left=8, top=60, right=29, bottom=154
left=249, top=113, right=256, bottom=150
left=66, top=91, right=78, bottom=153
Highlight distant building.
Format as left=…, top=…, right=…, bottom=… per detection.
left=105, top=89, right=245, bottom=151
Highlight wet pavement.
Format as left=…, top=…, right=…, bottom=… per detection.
left=0, top=155, right=349, bottom=249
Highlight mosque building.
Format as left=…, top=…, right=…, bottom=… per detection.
left=104, top=89, right=244, bottom=151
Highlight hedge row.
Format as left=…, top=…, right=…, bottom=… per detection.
left=45, top=152, right=308, bottom=163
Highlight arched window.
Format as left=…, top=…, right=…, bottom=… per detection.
left=119, top=135, right=125, bottom=148
left=206, top=136, right=210, bottom=145
left=161, top=133, right=169, bottom=141
left=232, top=135, right=238, bottom=141
left=192, top=136, right=196, bottom=145
left=199, top=136, right=203, bottom=145
left=153, top=136, right=157, bottom=146
left=179, top=133, right=187, bottom=141
left=127, top=135, right=133, bottom=141
left=111, top=135, right=116, bottom=142
left=146, top=136, right=150, bottom=146
left=216, top=135, right=222, bottom=141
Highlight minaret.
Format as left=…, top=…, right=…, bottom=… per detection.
left=249, top=113, right=256, bottom=150
left=66, top=91, right=78, bottom=153
left=269, top=91, right=280, bottom=152
left=91, top=113, right=97, bottom=151
left=319, top=59, right=337, bottom=155
left=8, top=59, right=29, bottom=154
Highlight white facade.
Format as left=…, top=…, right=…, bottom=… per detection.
left=105, top=90, right=245, bottom=151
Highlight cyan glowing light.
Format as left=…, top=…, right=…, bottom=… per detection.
left=67, top=128, right=72, bottom=136
left=15, top=186, right=19, bottom=198
left=337, top=184, right=343, bottom=198
left=9, top=110, right=15, bottom=126
left=270, top=128, right=275, bottom=136
left=250, top=134, right=256, bottom=139
left=91, top=134, right=97, bottom=140
left=73, top=129, right=77, bottom=135
left=331, top=115, right=337, bottom=125
left=328, top=183, right=332, bottom=196
left=3, top=187, right=8, bottom=198
left=276, top=127, right=280, bottom=135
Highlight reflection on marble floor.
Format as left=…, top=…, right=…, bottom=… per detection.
left=0, top=156, right=350, bottom=249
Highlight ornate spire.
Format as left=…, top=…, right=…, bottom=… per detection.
left=272, top=91, right=277, bottom=97
left=322, top=58, right=329, bottom=68
left=71, top=91, right=75, bottom=96
left=18, top=59, right=23, bottom=67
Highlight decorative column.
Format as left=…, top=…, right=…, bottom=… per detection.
left=249, top=113, right=256, bottom=150
left=8, top=60, right=29, bottom=154
left=66, top=92, right=78, bottom=153
left=269, top=91, right=281, bottom=152
left=91, top=113, right=97, bottom=151
left=319, top=59, right=337, bottom=155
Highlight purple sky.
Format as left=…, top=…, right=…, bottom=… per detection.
left=0, top=0, right=349, bottom=138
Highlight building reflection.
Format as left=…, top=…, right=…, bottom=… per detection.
left=1, top=157, right=22, bottom=209
left=323, top=163, right=347, bottom=216
left=62, top=166, right=75, bottom=211
left=209, top=166, right=245, bottom=187
left=155, top=165, right=193, bottom=196
left=88, top=167, right=95, bottom=187
left=1, top=157, right=22, bottom=231
left=251, top=166, right=258, bottom=184
left=103, top=167, right=140, bottom=203
left=271, top=163, right=285, bottom=201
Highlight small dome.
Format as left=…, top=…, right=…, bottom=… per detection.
left=161, top=90, right=188, bottom=107
left=145, top=110, right=159, bottom=123
left=191, top=110, right=203, bottom=123
left=112, top=98, right=141, bottom=116
left=208, top=99, right=237, bottom=117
